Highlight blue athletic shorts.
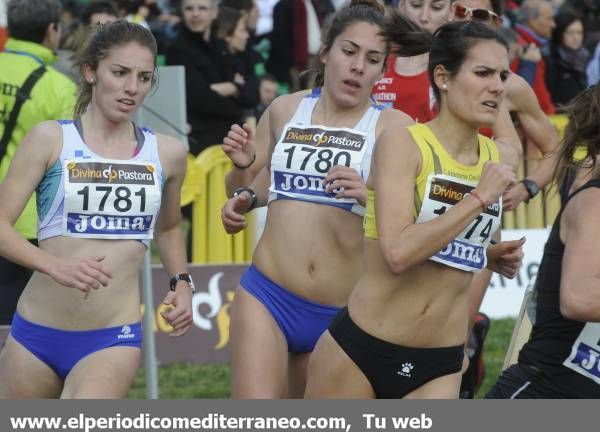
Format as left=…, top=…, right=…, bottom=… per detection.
left=10, top=312, right=142, bottom=379
left=240, top=265, right=340, bottom=353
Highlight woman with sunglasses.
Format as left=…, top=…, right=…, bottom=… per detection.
left=452, top=0, right=559, bottom=213
left=452, top=2, right=503, bottom=26
left=305, top=17, right=524, bottom=399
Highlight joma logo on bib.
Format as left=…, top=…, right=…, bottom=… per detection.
left=565, top=341, right=600, bottom=382
left=436, top=239, right=484, bottom=267
left=67, top=161, right=155, bottom=185
left=283, top=127, right=366, bottom=151
left=274, top=171, right=336, bottom=197
left=68, top=213, right=153, bottom=235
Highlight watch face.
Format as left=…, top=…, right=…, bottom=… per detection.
left=524, top=179, right=540, bottom=198
left=170, top=273, right=195, bottom=292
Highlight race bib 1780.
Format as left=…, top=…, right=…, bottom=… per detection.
left=270, top=124, right=369, bottom=205
left=63, top=160, right=162, bottom=239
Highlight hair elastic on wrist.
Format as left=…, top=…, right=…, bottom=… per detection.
left=469, top=190, right=487, bottom=212
left=233, top=153, right=256, bottom=169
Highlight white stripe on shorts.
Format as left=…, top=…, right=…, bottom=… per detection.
left=510, top=381, right=531, bottom=399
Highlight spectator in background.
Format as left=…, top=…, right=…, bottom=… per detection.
left=586, top=39, right=600, bottom=85
left=83, top=0, right=119, bottom=25
left=560, top=0, right=600, bottom=51
left=256, top=0, right=279, bottom=37
left=166, top=0, right=250, bottom=155
left=255, top=74, right=278, bottom=119
left=0, top=0, right=77, bottom=325
left=513, top=0, right=556, bottom=114
left=116, top=0, right=150, bottom=28
left=221, top=0, right=260, bottom=35
left=60, top=0, right=83, bottom=25
left=546, top=11, right=589, bottom=109
left=54, top=20, right=88, bottom=82
left=139, top=0, right=182, bottom=53
left=215, top=6, right=260, bottom=122
left=220, top=0, right=264, bottom=86
left=0, top=0, right=7, bottom=51
left=266, top=0, right=326, bottom=91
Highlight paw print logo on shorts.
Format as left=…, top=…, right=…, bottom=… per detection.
left=397, top=362, right=414, bottom=377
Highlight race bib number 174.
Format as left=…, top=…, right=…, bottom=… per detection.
left=63, top=160, right=162, bottom=239
left=416, top=174, right=501, bottom=272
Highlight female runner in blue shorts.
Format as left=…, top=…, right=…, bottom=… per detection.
left=220, top=0, right=414, bottom=398
left=0, top=21, right=193, bottom=398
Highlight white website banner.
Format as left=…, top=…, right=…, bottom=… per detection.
left=480, top=228, right=550, bottom=318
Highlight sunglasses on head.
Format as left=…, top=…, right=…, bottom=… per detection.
left=453, top=3, right=503, bottom=26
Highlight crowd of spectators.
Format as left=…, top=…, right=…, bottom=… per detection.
left=3, top=0, right=596, bottom=149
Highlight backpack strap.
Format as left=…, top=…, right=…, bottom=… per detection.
left=0, top=65, right=47, bottom=163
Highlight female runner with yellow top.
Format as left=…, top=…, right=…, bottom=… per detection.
left=305, top=18, right=525, bottom=399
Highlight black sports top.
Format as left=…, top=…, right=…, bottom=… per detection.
left=518, top=179, right=600, bottom=398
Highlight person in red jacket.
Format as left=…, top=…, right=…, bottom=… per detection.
left=512, top=0, right=556, bottom=114
left=371, top=0, right=454, bottom=122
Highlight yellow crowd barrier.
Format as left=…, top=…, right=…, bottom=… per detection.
left=181, top=146, right=255, bottom=264
left=501, top=114, right=568, bottom=230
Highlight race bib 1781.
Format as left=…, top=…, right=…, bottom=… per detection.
left=63, top=160, right=162, bottom=239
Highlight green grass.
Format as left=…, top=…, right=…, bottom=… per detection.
left=129, top=363, right=231, bottom=399
left=129, top=318, right=516, bottom=399
left=476, top=317, right=515, bottom=399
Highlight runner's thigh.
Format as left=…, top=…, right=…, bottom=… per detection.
left=230, top=285, right=289, bottom=398
left=0, top=334, right=62, bottom=399
left=61, top=346, right=140, bottom=399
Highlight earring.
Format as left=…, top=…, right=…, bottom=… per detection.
left=442, top=83, right=447, bottom=90
left=89, top=78, right=95, bottom=84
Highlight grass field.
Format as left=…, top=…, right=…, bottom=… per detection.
left=128, top=318, right=516, bottom=399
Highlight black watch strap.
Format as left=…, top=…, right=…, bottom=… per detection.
left=169, top=273, right=195, bottom=293
left=232, top=187, right=258, bottom=211
left=521, top=178, right=540, bottom=201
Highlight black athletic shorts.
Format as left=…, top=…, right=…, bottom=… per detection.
left=329, top=307, right=464, bottom=398
left=485, top=363, right=574, bottom=399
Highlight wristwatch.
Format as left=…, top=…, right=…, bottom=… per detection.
left=232, top=187, right=258, bottom=211
left=169, top=273, right=196, bottom=293
left=521, top=178, right=540, bottom=202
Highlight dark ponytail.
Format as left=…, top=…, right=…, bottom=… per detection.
left=382, top=9, right=432, bottom=57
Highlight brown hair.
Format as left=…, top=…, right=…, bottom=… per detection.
left=73, top=20, right=158, bottom=118
left=554, top=85, right=600, bottom=188
left=216, top=6, right=244, bottom=39
left=313, top=0, right=387, bottom=87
